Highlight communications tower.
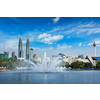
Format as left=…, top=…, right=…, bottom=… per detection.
left=93, top=38, right=96, bottom=56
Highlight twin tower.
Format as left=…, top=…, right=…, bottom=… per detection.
left=18, top=36, right=30, bottom=60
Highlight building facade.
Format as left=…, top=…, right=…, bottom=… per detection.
left=12, top=52, right=15, bottom=57
left=33, top=54, right=37, bottom=60
left=0, top=53, right=9, bottom=59
left=18, top=37, right=24, bottom=58
left=30, top=48, right=34, bottom=61
left=78, top=54, right=85, bottom=59
left=26, top=37, right=30, bottom=60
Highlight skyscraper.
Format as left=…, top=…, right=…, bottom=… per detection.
left=12, top=52, right=15, bottom=57
left=30, top=48, right=34, bottom=61
left=18, top=37, right=24, bottom=58
left=26, top=37, right=30, bottom=60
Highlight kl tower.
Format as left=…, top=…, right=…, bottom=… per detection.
left=93, top=38, right=96, bottom=56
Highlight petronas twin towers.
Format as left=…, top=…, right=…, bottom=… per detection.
left=18, top=37, right=30, bottom=60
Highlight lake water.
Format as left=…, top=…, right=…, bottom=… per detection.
left=0, top=70, right=100, bottom=84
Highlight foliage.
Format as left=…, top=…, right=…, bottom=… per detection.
left=0, top=57, right=3, bottom=67
left=71, top=61, right=84, bottom=69
left=33, top=60, right=37, bottom=64
left=3, top=61, right=7, bottom=67
left=13, top=56, right=17, bottom=62
left=65, top=62, right=69, bottom=68
left=7, top=61, right=17, bottom=69
left=84, top=62, right=92, bottom=67
left=96, top=61, right=100, bottom=69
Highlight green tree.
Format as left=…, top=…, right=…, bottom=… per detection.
left=13, top=56, right=17, bottom=62
left=0, top=57, right=3, bottom=67
left=71, top=61, right=84, bottom=69
left=3, top=61, right=6, bottom=67
left=96, top=61, right=100, bottom=69
left=33, top=60, right=37, bottom=64
left=77, top=61, right=84, bottom=69
left=65, top=62, right=69, bottom=68
left=7, top=61, right=17, bottom=69
left=84, top=62, right=92, bottom=67
left=71, top=62, right=77, bottom=69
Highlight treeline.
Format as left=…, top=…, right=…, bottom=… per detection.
left=63, top=61, right=100, bottom=69
left=0, top=56, right=30, bottom=69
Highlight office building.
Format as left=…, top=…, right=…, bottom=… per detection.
left=0, top=53, right=9, bottom=59
left=18, top=37, right=24, bottom=58
left=78, top=54, right=85, bottom=59
left=30, top=48, right=34, bottom=61
left=26, top=37, right=30, bottom=60
left=12, top=52, right=15, bottom=57
left=33, top=54, right=37, bottom=60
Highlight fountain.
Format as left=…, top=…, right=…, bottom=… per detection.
left=16, top=52, right=66, bottom=72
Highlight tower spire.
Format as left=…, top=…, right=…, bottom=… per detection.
left=93, top=37, right=96, bottom=56
left=18, top=36, right=24, bottom=58
left=26, top=37, right=30, bottom=61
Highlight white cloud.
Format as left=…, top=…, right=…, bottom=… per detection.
left=88, top=43, right=93, bottom=46
left=38, top=33, right=51, bottom=39
left=83, top=44, right=86, bottom=46
left=88, top=39, right=100, bottom=46
left=42, top=35, right=64, bottom=44
left=38, top=33, right=64, bottom=44
left=79, top=43, right=82, bottom=46
left=69, top=46, right=72, bottom=48
left=57, top=44, right=71, bottom=50
left=32, top=46, right=53, bottom=51
left=53, top=17, right=60, bottom=23
left=65, top=21, right=100, bottom=36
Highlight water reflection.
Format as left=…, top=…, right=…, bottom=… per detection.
left=26, top=74, right=31, bottom=81
left=1, top=71, right=100, bottom=84
left=19, top=74, right=24, bottom=81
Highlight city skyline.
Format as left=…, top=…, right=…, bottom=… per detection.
left=0, top=17, right=100, bottom=58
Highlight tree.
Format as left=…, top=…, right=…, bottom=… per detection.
left=13, top=56, right=17, bottom=62
left=84, top=62, right=92, bottom=67
left=65, top=62, right=69, bottom=68
left=71, top=61, right=84, bottom=69
left=3, top=61, right=6, bottom=67
left=71, top=62, right=77, bottom=69
left=33, top=60, right=37, bottom=64
left=7, top=61, right=17, bottom=69
left=96, top=61, right=100, bottom=69
left=77, top=61, right=84, bottom=69
left=0, top=57, right=3, bottom=67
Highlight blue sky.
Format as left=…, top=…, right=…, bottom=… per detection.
left=0, top=17, right=100, bottom=58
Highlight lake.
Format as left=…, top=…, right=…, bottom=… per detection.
left=0, top=70, right=100, bottom=84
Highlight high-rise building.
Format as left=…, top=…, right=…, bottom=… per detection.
left=68, top=56, right=72, bottom=65
left=12, top=52, right=15, bottom=57
left=78, top=54, right=85, bottom=59
left=26, top=37, right=30, bottom=60
left=30, top=48, right=34, bottom=61
left=18, top=37, right=24, bottom=58
left=0, top=53, right=9, bottom=59
left=4, top=52, right=9, bottom=57
left=33, top=54, right=37, bottom=60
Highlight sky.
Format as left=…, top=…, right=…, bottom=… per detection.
left=0, top=17, right=100, bottom=59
